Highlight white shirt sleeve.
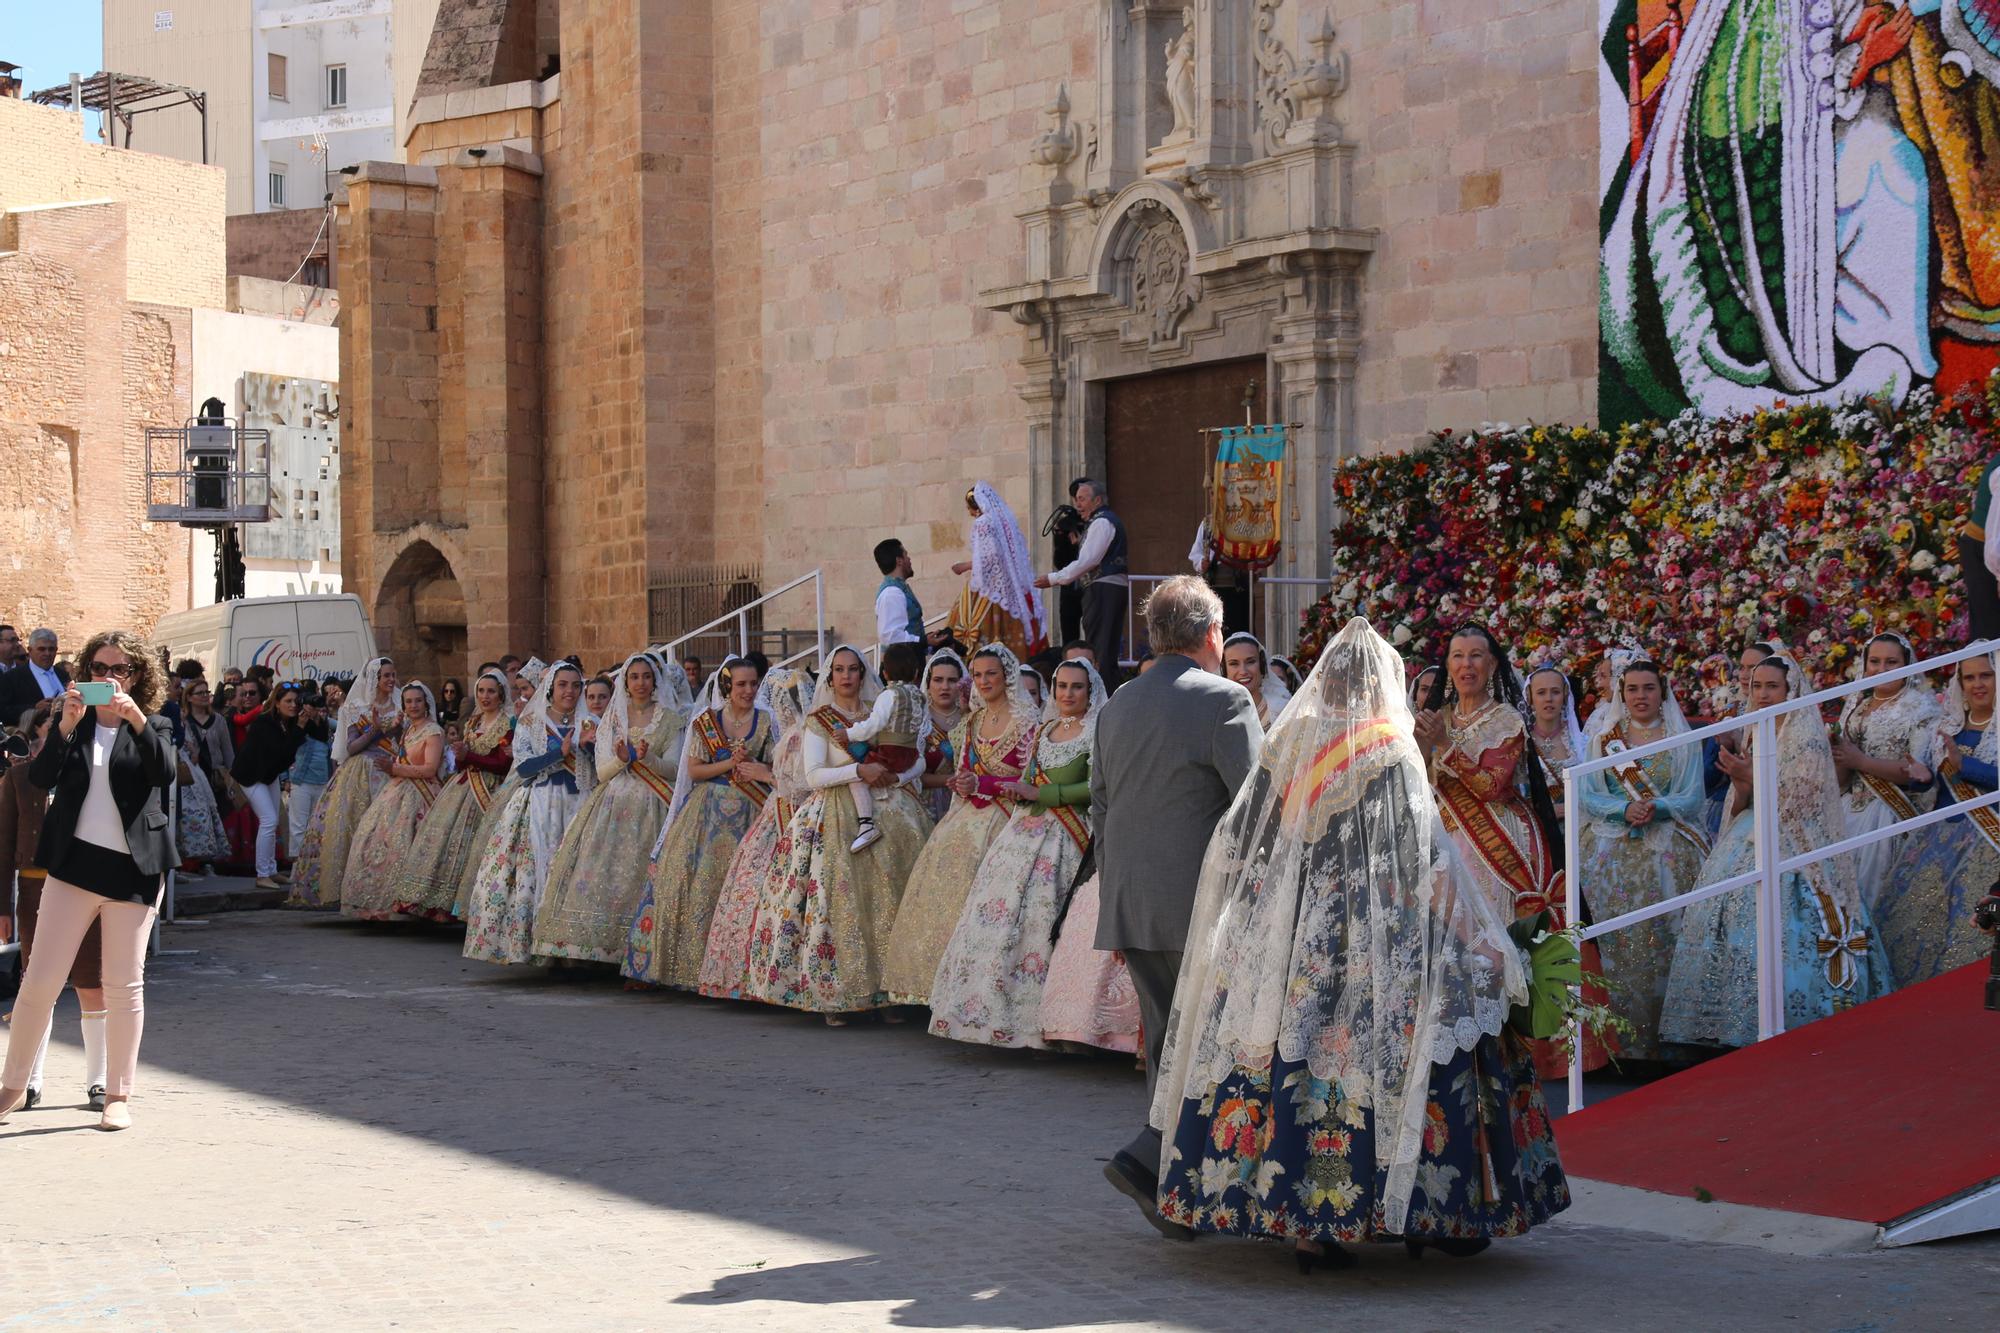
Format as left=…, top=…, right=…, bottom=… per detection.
left=845, top=688, right=897, bottom=743
left=803, top=725, right=861, bottom=789
left=876, top=586, right=914, bottom=644
left=1048, top=516, right=1112, bottom=586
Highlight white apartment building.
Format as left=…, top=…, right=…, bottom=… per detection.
left=104, top=1, right=431, bottom=217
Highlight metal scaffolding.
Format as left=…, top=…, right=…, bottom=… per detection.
left=28, top=70, right=209, bottom=162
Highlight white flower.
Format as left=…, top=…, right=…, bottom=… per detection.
left=1392, top=623, right=1413, bottom=645
left=1911, top=550, right=1937, bottom=572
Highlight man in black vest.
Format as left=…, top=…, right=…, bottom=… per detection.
left=1037, top=478, right=1128, bottom=686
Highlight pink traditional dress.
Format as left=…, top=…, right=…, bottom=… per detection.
left=340, top=714, right=445, bottom=920
left=1038, top=871, right=1140, bottom=1053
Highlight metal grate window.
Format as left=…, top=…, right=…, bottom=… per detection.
left=646, top=563, right=766, bottom=655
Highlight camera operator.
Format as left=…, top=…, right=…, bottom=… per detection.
left=1035, top=477, right=1129, bottom=686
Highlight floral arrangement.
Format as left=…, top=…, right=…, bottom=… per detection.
left=1297, top=376, right=2000, bottom=713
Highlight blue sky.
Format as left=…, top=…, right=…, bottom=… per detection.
left=8, top=6, right=105, bottom=140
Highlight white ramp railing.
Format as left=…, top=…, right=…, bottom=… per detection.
left=1559, top=639, right=1999, bottom=1112
left=662, top=569, right=828, bottom=675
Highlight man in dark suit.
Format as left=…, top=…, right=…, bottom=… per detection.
left=0, top=628, right=69, bottom=731
left=1090, top=574, right=1263, bottom=1238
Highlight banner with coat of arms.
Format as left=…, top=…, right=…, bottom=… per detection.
left=1209, top=424, right=1286, bottom=571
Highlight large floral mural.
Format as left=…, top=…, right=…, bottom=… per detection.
left=1599, top=0, right=2000, bottom=425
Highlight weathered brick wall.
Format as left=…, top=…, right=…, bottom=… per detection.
left=0, top=201, right=193, bottom=642
left=741, top=0, right=1095, bottom=644
left=226, top=208, right=333, bottom=285
left=0, top=97, right=227, bottom=311
left=1341, top=0, right=1600, bottom=446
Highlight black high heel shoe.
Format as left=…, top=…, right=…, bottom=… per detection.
left=1294, top=1242, right=1356, bottom=1274
left=1404, top=1236, right=1491, bottom=1260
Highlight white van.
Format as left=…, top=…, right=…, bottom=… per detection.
left=152, top=594, right=378, bottom=684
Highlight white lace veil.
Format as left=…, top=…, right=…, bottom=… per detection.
left=332, top=656, right=394, bottom=762
left=1041, top=655, right=1109, bottom=750
left=397, top=679, right=438, bottom=728
left=1224, top=631, right=1294, bottom=721
left=810, top=644, right=883, bottom=717
left=1406, top=664, right=1439, bottom=709
left=1755, top=653, right=1863, bottom=914
left=919, top=646, right=969, bottom=751
left=967, top=480, right=1047, bottom=648
left=763, top=666, right=815, bottom=804
left=516, top=660, right=583, bottom=764
left=597, top=652, right=662, bottom=775
left=968, top=642, right=1035, bottom=736
left=1837, top=631, right=1919, bottom=732
left=1938, top=647, right=2000, bottom=767
left=1148, top=617, right=1523, bottom=1234
left=1583, top=646, right=1643, bottom=740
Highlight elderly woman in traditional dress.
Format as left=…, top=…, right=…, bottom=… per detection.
left=742, top=646, right=932, bottom=1022
left=288, top=657, right=398, bottom=907
left=1876, top=650, right=2000, bottom=985
left=532, top=652, right=691, bottom=964
left=928, top=658, right=1107, bottom=1049
left=1832, top=632, right=1938, bottom=914
left=880, top=645, right=1036, bottom=1007
left=946, top=482, right=1048, bottom=661
left=1412, top=625, right=1610, bottom=1076
left=340, top=682, right=445, bottom=919
left=1662, top=655, right=1890, bottom=1050
left=622, top=658, right=774, bottom=989
left=1152, top=618, right=1567, bottom=1269
left=1222, top=631, right=1293, bottom=727
left=1576, top=658, right=1710, bottom=1060
left=695, top=668, right=812, bottom=999
left=391, top=668, right=514, bottom=921
left=464, top=662, right=592, bottom=965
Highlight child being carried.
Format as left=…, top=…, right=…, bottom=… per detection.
left=844, top=641, right=927, bottom=852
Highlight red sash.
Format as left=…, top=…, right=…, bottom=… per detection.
left=628, top=760, right=675, bottom=805
left=1436, top=769, right=1561, bottom=917
left=963, top=726, right=1021, bottom=812
left=693, top=708, right=770, bottom=809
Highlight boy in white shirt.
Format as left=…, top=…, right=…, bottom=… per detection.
left=844, top=642, right=926, bottom=851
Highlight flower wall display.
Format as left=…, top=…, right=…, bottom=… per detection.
left=1298, top=378, right=2000, bottom=712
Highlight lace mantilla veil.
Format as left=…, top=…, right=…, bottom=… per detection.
left=1148, top=617, right=1525, bottom=1233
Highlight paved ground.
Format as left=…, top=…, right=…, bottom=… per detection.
left=2, top=907, right=1994, bottom=1331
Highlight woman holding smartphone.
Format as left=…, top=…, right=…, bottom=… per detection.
left=1, top=629, right=177, bottom=1132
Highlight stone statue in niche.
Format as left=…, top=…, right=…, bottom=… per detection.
left=1164, top=8, right=1197, bottom=143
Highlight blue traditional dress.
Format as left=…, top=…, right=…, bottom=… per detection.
left=1876, top=715, right=2000, bottom=987
left=464, top=706, right=592, bottom=966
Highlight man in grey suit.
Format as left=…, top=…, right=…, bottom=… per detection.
left=1090, top=575, right=1263, bottom=1238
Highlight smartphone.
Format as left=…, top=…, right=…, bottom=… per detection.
left=78, top=680, right=115, bottom=706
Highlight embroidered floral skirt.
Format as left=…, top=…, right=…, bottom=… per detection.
left=340, top=779, right=437, bottom=919
left=452, top=773, right=524, bottom=920
left=927, top=807, right=1083, bottom=1049
left=1038, top=872, right=1140, bottom=1054
left=1157, top=1033, right=1569, bottom=1243
left=741, top=784, right=931, bottom=1013
left=532, top=770, right=672, bottom=964
left=693, top=797, right=791, bottom=999
left=1876, top=811, right=1998, bottom=987
left=175, top=772, right=232, bottom=864
left=390, top=774, right=499, bottom=921
left=622, top=782, right=762, bottom=989
left=287, top=760, right=388, bottom=908
left=1578, top=824, right=1706, bottom=1060
left=463, top=784, right=581, bottom=966
left=879, top=799, right=1010, bottom=1006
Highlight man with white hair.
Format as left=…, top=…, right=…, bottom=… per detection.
left=1035, top=478, right=1129, bottom=685
left=0, top=628, right=68, bottom=729
left=1090, top=574, right=1262, bottom=1238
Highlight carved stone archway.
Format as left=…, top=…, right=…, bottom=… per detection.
left=374, top=535, right=469, bottom=686
left=983, top=5, right=1373, bottom=649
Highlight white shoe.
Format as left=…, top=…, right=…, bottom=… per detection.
left=849, top=823, right=882, bottom=853
left=98, top=1101, right=133, bottom=1131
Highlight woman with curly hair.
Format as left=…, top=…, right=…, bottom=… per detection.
left=1, top=629, right=177, bottom=1131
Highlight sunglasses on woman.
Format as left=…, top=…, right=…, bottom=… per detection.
left=88, top=661, right=135, bottom=680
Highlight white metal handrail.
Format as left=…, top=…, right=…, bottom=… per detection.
left=1559, top=637, right=2000, bottom=1112
left=662, top=569, right=827, bottom=674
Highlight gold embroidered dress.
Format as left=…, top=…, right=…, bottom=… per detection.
left=390, top=705, right=514, bottom=921
left=1837, top=685, right=1939, bottom=914
left=340, top=719, right=445, bottom=920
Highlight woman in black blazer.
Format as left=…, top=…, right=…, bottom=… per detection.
left=2, top=629, right=176, bottom=1132
left=231, top=684, right=311, bottom=888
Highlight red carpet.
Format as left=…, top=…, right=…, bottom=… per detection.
left=1556, top=962, right=2000, bottom=1224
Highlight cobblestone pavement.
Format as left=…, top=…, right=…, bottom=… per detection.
left=2, top=911, right=1993, bottom=1331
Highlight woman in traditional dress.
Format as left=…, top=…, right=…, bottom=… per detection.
left=880, top=645, right=1036, bottom=1007
left=288, top=657, right=399, bottom=908
left=1584, top=647, right=1641, bottom=741
left=1661, top=655, right=1891, bottom=1049
left=1702, top=641, right=1783, bottom=836
left=946, top=481, right=1048, bottom=661
left=928, top=658, right=1107, bottom=1049
left=1412, top=625, right=1610, bottom=1076
left=531, top=653, right=691, bottom=964
left=695, top=667, right=813, bottom=999
left=450, top=660, right=548, bottom=919
left=174, top=677, right=233, bottom=873
left=1038, top=866, right=1143, bottom=1054
left=391, top=669, right=514, bottom=921
left=1576, top=658, right=1711, bottom=1061
left=340, top=683, right=445, bottom=919
left=463, top=662, right=592, bottom=965
left=1153, top=617, right=1567, bottom=1268
left=1524, top=665, right=1585, bottom=843
left=741, top=646, right=933, bottom=1022
left=915, top=649, right=967, bottom=822
left=1832, top=632, right=1938, bottom=914
left=1876, top=651, right=2000, bottom=985
left=1223, top=631, right=1293, bottom=727
left=1406, top=664, right=1439, bottom=710
left=622, top=658, right=775, bottom=989
left=1269, top=655, right=1303, bottom=696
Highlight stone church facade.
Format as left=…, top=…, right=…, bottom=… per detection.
left=340, top=0, right=1598, bottom=679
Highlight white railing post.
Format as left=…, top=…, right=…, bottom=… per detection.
left=1564, top=766, right=1585, bottom=1115
left=737, top=608, right=749, bottom=659
left=1751, top=714, right=1786, bottom=1041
